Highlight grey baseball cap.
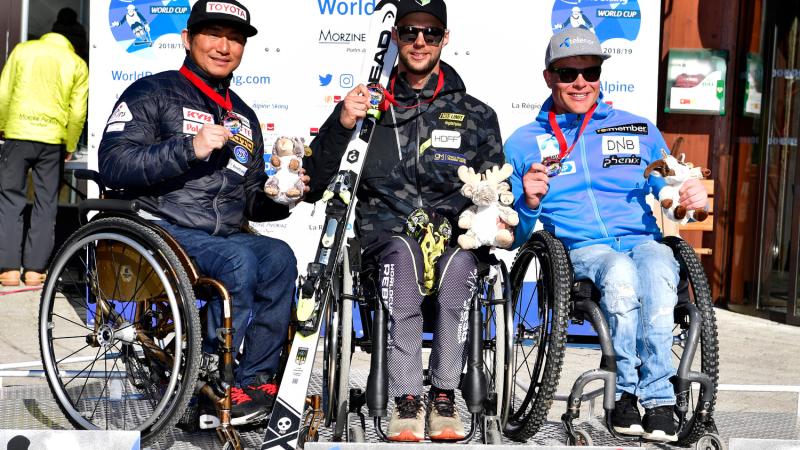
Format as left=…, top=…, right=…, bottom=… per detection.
left=545, top=28, right=610, bottom=68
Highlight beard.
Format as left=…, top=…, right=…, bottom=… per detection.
left=399, top=50, right=440, bottom=76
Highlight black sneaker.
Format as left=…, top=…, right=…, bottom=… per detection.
left=245, top=374, right=279, bottom=413
left=611, top=392, right=644, bottom=436
left=230, top=386, right=265, bottom=425
left=642, top=405, right=677, bottom=442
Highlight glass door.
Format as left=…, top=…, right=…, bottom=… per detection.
left=755, top=2, right=800, bottom=325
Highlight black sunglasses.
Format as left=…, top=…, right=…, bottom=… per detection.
left=549, top=66, right=602, bottom=83
left=395, top=25, right=446, bottom=46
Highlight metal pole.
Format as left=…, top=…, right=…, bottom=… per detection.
left=20, top=0, right=29, bottom=43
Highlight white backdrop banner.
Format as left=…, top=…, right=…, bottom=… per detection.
left=88, top=0, right=662, bottom=270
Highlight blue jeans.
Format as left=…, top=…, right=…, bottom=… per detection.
left=157, top=221, right=297, bottom=386
left=569, top=239, right=679, bottom=408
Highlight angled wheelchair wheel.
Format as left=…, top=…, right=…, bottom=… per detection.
left=662, top=236, right=719, bottom=446
left=503, top=231, right=571, bottom=441
left=39, top=217, right=202, bottom=444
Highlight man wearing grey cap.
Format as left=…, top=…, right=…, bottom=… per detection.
left=99, top=0, right=310, bottom=426
left=505, top=28, right=708, bottom=442
left=306, top=0, right=504, bottom=442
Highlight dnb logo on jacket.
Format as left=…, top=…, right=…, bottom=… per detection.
left=109, top=0, right=190, bottom=56
left=550, top=0, right=642, bottom=43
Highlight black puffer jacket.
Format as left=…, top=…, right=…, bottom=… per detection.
left=306, top=61, right=504, bottom=249
left=99, top=57, right=289, bottom=236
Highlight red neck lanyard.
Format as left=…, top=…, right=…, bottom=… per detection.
left=179, top=65, right=232, bottom=111
left=382, top=69, right=445, bottom=110
left=547, top=103, right=597, bottom=160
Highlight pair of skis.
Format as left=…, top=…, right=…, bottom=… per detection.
left=260, top=2, right=399, bottom=449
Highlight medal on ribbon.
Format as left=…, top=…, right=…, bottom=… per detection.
left=222, top=111, right=242, bottom=135
left=542, top=156, right=562, bottom=177
left=366, top=83, right=386, bottom=119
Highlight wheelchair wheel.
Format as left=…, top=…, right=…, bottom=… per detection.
left=39, top=217, right=202, bottom=444
left=481, top=261, right=513, bottom=425
left=662, top=236, right=719, bottom=446
left=503, top=231, right=571, bottom=441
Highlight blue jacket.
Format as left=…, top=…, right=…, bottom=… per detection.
left=505, top=96, right=668, bottom=251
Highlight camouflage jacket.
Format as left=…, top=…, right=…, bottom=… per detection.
left=306, top=61, right=504, bottom=250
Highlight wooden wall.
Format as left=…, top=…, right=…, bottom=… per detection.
left=658, top=0, right=763, bottom=303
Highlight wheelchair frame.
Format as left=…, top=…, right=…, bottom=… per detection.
left=38, top=170, right=245, bottom=450
left=510, top=230, right=721, bottom=448
left=320, top=239, right=516, bottom=444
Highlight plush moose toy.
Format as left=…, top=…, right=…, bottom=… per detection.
left=456, top=164, right=520, bottom=249
left=264, top=136, right=306, bottom=205
left=643, top=149, right=711, bottom=224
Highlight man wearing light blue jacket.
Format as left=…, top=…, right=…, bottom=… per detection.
left=505, top=28, right=708, bottom=442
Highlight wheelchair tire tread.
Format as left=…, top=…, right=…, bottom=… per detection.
left=39, top=217, right=202, bottom=445
left=662, top=236, right=719, bottom=446
left=503, top=230, right=571, bottom=442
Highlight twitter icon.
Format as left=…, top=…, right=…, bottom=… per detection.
left=319, top=74, right=333, bottom=86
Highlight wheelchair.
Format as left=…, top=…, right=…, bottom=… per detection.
left=317, top=236, right=571, bottom=445
left=38, top=170, right=256, bottom=450
left=509, top=230, right=721, bottom=448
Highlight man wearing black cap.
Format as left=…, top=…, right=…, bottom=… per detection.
left=99, top=0, right=307, bottom=426
left=506, top=28, right=709, bottom=442
left=305, top=0, right=504, bottom=442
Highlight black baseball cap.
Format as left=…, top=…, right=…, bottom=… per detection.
left=396, top=0, right=447, bottom=28
left=186, top=0, right=258, bottom=38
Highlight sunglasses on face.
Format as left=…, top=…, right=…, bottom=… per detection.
left=549, top=65, right=602, bottom=83
left=395, top=25, right=446, bottom=46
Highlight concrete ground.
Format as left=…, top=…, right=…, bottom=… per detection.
left=1, top=283, right=799, bottom=448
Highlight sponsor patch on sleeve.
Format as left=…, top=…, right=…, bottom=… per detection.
left=431, top=150, right=467, bottom=165
left=233, top=145, right=250, bottom=164
left=239, top=125, right=253, bottom=140
left=431, top=129, right=462, bottom=149
left=231, top=133, right=254, bottom=152
left=438, top=112, right=466, bottom=128
left=106, top=122, right=125, bottom=133
left=536, top=133, right=560, bottom=160
left=225, top=158, right=248, bottom=176
left=183, top=107, right=214, bottom=124
left=559, top=160, right=577, bottom=175
left=602, top=155, right=642, bottom=168
left=595, top=123, right=649, bottom=135
left=107, top=102, right=132, bottom=124
left=601, top=135, right=640, bottom=155
left=182, top=120, right=203, bottom=135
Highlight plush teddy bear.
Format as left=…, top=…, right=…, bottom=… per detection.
left=644, top=149, right=711, bottom=225
left=264, top=136, right=306, bottom=205
left=456, top=164, right=520, bottom=249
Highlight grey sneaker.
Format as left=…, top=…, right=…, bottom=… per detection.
left=427, top=391, right=465, bottom=441
left=387, top=395, right=425, bottom=442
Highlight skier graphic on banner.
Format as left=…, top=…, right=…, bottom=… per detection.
left=108, top=0, right=191, bottom=56
left=112, top=4, right=152, bottom=46
left=551, top=0, right=642, bottom=43
left=554, top=6, right=596, bottom=33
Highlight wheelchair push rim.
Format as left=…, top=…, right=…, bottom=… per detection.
left=39, top=217, right=201, bottom=442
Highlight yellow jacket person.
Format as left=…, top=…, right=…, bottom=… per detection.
left=0, top=32, right=88, bottom=152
